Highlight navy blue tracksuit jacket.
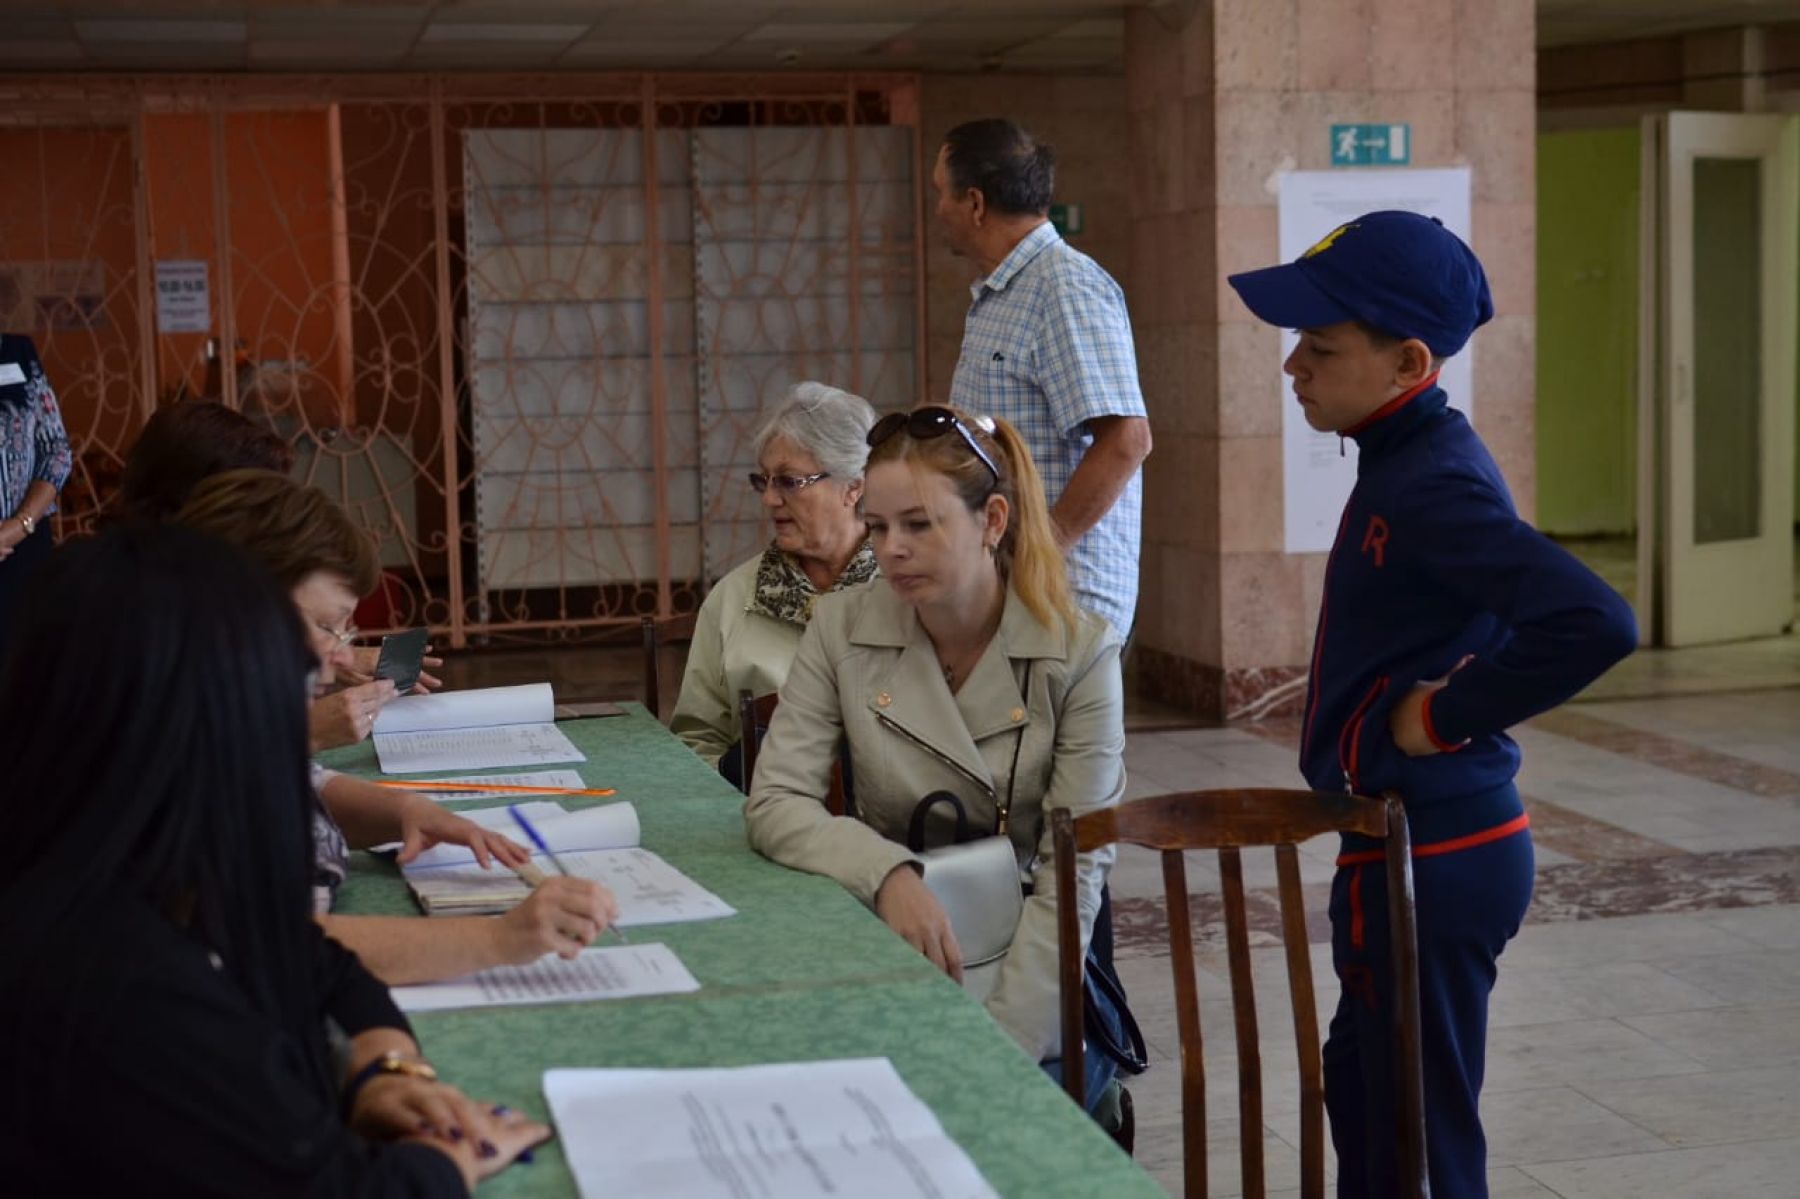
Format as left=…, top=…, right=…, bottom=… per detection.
left=1300, top=379, right=1638, bottom=827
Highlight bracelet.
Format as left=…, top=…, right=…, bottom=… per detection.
left=343, top=1050, right=438, bottom=1117
left=14, top=513, right=31, bottom=536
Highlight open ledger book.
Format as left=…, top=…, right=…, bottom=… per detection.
left=371, top=683, right=585, bottom=774
left=401, top=802, right=736, bottom=927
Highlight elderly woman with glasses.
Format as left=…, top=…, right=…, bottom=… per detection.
left=672, top=382, right=878, bottom=779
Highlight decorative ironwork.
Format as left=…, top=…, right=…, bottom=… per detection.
left=0, top=73, right=925, bottom=646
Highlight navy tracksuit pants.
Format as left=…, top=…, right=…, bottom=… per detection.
left=1324, top=784, right=1536, bottom=1199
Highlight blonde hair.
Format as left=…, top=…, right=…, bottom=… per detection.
left=865, top=406, right=1077, bottom=631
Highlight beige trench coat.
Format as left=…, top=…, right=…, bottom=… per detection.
left=745, top=579, right=1125, bottom=1059
left=670, top=554, right=802, bottom=766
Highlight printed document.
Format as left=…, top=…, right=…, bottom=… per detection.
left=372, top=683, right=585, bottom=773
left=402, top=802, right=736, bottom=926
left=543, top=1058, right=998, bottom=1199
left=391, top=943, right=698, bottom=1013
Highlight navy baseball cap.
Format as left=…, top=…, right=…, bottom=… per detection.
left=1227, top=210, right=1493, bottom=357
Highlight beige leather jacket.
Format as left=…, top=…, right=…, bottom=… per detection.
left=745, top=579, right=1125, bottom=1059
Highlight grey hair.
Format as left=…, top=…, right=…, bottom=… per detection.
left=750, top=382, right=878, bottom=483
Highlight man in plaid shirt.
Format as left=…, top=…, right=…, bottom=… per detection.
left=936, top=118, right=1152, bottom=638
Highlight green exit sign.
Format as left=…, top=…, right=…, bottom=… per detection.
left=1050, top=202, right=1084, bottom=236
left=1331, top=124, right=1411, bottom=167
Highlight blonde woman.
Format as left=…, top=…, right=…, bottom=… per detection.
left=745, top=405, right=1130, bottom=1128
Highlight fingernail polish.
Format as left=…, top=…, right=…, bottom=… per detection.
left=490, top=1104, right=512, bottom=1117
left=448, top=1127, right=464, bottom=1142
left=519, top=1150, right=535, bottom=1164
left=479, top=1140, right=498, bottom=1159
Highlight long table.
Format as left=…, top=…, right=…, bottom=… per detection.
left=324, top=704, right=1162, bottom=1198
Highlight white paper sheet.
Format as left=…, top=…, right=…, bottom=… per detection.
left=544, top=1058, right=998, bottom=1199
left=373, top=682, right=554, bottom=735
left=373, top=722, right=585, bottom=774
left=1275, top=169, right=1474, bottom=553
left=404, top=802, right=641, bottom=870
left=555, top=848, right=737, bottom=928
left=404, top=769, right=589, bottom=800
left=391, top=943, right=699, bottom=1013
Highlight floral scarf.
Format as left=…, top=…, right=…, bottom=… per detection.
left=747, top=540, right=879, bottom=627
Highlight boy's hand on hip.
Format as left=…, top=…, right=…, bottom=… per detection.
left=1389, top=655, right=1473, bottom=758
left=1389, top=683, right=1444, bottom=757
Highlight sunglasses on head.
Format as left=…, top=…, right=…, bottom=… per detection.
left=866, top=406, right=1001, bottom=483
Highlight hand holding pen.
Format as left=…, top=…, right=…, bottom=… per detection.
left=505, top=805, right=630, bottom=946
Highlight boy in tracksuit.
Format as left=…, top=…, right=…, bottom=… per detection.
left=1228, top=212, right=1637, bottom=1198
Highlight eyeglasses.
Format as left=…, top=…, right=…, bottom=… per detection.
left=866, top=406, right=1001, bottom=484
left=748, top=471, right=831, bottom=494
left=314, top=620, right=359, bottom=650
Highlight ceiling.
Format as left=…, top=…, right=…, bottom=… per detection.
left=6, top=0, right=1800, bottom=74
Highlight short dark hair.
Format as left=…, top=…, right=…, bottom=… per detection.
left=941, top=119, right=1056, bottom=217
left=177, top=469, right=380, bottom=597
left=118, top=401, right=294, bottom=523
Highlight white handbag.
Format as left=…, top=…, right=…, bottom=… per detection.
left=912, top=809, right=1024, bottom=1004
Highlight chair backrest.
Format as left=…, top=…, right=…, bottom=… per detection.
left=737, top=687, right=845, bottom=815
left=1051, top=790, right=1426, bottom=1199
left=640, top=613, right=697, bottom=721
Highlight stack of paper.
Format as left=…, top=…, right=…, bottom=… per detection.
left=402, top=802, right=737, bottom=927
left=391, top=943, right=699, bottom=1013
left=372, top=683, right=585, bottom=774
left=398, top=769, right=589, bottom=801
left=543, top=1058, right=998, bottom=1199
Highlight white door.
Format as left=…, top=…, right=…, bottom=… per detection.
left=1641, top=112, right=1797, bottom=646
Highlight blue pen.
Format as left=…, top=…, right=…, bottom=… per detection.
left=506, top=804, right=568, bottom=876
left=506, top=804, right=630, bottom=945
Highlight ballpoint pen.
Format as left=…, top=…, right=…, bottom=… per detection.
left=506, top=804, right=630, bottom=944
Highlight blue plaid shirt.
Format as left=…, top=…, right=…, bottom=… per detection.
left=948, top=223, right=1146, bottom=636
left=0, top=334, right=72, bottom=520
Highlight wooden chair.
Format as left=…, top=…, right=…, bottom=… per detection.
left=737, top=687, right=845, bottom=815
left=639, top=613, right=697, bottom=721
left=1051, top=791, right=1427, bottom=1199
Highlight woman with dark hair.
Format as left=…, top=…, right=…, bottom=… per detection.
left=0, top=332, right=72, bottom=659
left=176, top=470, right=617, bottom=986
left=117, top=399, right=445, bottom=715
left=115, top=398, right=294, bottom=522
left=0, top=524, right=547, bottom=1194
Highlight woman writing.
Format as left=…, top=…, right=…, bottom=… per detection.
left=744, top=405, right=1128, bottom=1116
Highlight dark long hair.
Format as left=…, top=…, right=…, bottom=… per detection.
left=0, top=524, right=320, bottom=1035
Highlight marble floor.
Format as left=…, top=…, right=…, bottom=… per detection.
left=1110, top=669, right=1800, bottom=1198
left=435, top=632, right=1800, bottom=1198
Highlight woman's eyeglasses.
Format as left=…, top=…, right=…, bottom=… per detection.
left=748, top=471, right=831, bottom=494
left=314, top=620, right=359, bottom=650
left=866, top=406, right=1001, bottom=483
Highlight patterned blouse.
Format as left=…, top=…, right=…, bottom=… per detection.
left=0, top=334, right=73, bottom=519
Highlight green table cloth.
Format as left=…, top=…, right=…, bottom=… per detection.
left=323, top=705, right=1161, bottom=1198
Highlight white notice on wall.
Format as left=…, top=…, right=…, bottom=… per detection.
left=154, top=259, right=210, bottom=333
left=1275, top=169, right=1474, bottom=554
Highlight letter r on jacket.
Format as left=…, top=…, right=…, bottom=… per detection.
left=1360, top=515, right=1389, bottom=567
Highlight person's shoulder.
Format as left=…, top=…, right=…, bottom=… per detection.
left=810, top=578, right=886, bottom=638
left=1039, top=236, right=1124, bottom=296
left=1063, top=606, right=1123, bottom=667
